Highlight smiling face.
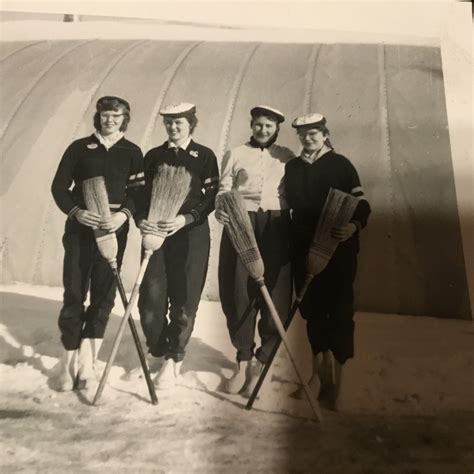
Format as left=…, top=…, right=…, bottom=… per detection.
left=297, top=126, right=327, bottom=153
left=251, top=116, right=279, bottom=145
left=164, top=117, right=192, bottom=144
left=99, top=107, right=126, bottom=136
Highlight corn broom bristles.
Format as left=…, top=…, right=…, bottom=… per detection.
left=142, top=164, right=192, bottom=254
left=218, top=189, right=322, bottom=421
left=82, top=176, right=112, bottom=219
left=217, top=190, right=265, bottom=283
left=82, top=176, right=118, bottom=266
left=94, top=164, right=192, bottom=404
left=297, top=188, right=359, bottom=301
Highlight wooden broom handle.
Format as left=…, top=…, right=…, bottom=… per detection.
left=113, top=269, right=158, bottom=405
left=246, top=300, right=299, bottom=410
left=93, top=252, right=152, bottom=405
left=258, top=284, right=323, bottom=422
left=246, top=271, right=316, bottom=409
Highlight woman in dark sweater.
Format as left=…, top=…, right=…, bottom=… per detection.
left=51, top=96, right=144, bottom=391
left=136, top=103, right=219, bottom=390
left=285, top=113, right=371, bottom=410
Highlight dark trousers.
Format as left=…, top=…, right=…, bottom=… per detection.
left=138, top=221, right=210, bottom=362
left=294, top=242, right=358, bottom=364
left=218, top=209, right=292, bottom=364
left=58, top=219, right=128, bottom=350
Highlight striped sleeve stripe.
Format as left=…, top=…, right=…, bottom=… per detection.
left=128, top=179, right=145, bottom=188
left=204, top=176, right=219, bottom=185
left=128, top=172, right=145, bottom=181
left=351, top=220, right=362, bottom=233
left=190, top=209, right=200, bottom=222
left=120, top=208, right=132, bottom=220
left=351, top=189, right=365, bottom=198
left=68, top=205, right=81, bottom=219
left=109, top=203, right=121, bottom=209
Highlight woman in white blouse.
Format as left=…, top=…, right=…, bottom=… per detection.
left=215, top=105, right=295, bottom=396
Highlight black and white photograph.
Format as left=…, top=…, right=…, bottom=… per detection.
left=0, top=1, right=473, bottom=472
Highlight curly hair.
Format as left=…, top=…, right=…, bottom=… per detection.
left=93, top=96, right=130, bottom=132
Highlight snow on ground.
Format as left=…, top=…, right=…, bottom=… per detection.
left=1, top=283, right=473, bottom=473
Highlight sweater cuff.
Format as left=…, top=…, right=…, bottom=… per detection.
left=68, top=206, right=81, bottom=220
left=189, top=209, right=200, bottom=222
left=119, top=208, right=132, bottom=220
left=350, top=219, right=362, bottom=234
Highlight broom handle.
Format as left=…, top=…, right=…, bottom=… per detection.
left=246, top=276, right=311, bottom=410
left=93, top=253, right=151, bottom=405
left=112, top=268, right=158, bottom=405
left=246, top=299, right=299, bottom=410
left=258, top=284, right=323, bottom=422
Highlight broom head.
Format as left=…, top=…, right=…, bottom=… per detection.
left=82, top=176, right=118, bottom=264
left=143, top=164, right=192, bottom=253
left=306, top=188, right=359, bottom=277
left=217, top=190, right=265, bottom=283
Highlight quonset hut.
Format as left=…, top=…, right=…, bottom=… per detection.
left=0, top=38, right=470, bottom=319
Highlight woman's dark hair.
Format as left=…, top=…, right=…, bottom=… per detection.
left=250, top=112, right=281, bottom=142
left=250, top=110, right=281, bottom=127
left=318, top=125, right=334, bottom=149
left=163, top=113, right=199, bottom=134
left=93, top=96, right=130, bottom=132
left=184, top=113, right=198, bottom=134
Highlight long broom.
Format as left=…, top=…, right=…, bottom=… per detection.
left=93, top=164, right=192, bottom=405
left=246, top=188, right=360, bottom=410
left=218, top=190, right=322, bottom=422
left=82, top=177, right=158, bottom=405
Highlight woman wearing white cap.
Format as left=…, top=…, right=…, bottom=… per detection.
left=285, top=113, right=371, bottom=410
left=136, top=102, right=219, bottom=389
left=51, top=96, right=144, bottom=391
left=215, top=105, right=295, bottom=395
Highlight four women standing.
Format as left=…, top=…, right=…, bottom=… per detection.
left=51, top=98, right=369, bottom=410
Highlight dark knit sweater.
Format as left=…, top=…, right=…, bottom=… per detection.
left=51, top=134, right=144, bottom=220
left=284, top=150, right=371, bottom=247
left=136, top=140, right=219, bottom=224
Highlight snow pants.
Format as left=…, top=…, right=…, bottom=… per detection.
left=138, top=220, right=210, bottom=362
left=218, top=209, right=292, bottom=363
left=293, top=241, right=358, bottom=365
left=58, top=218, right=128, bottom=350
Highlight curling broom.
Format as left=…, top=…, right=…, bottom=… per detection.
left=82, top=177, right=158, bottom=405
left=93, top=164, right=192, bottom=405
left=246, top=188, right=360, bottom=410
left=217, top=190, right=322, bottom=422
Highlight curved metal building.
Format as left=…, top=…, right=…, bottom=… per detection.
left=0, top=40, right=470, bottom=318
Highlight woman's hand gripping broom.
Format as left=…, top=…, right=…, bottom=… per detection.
left=82, top=176, right=158, bottom=404
left=217, top=190, right=322, bottom=422
left=93, top=165, right=192, bottom=405
left=246, top=188, right=360, bottom=410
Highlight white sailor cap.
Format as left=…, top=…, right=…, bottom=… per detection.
left=250, top=105, right=285, bottom=123
left=291, top=113, right=326, bottom=129
left=159, top=102, right=196, bottom=118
